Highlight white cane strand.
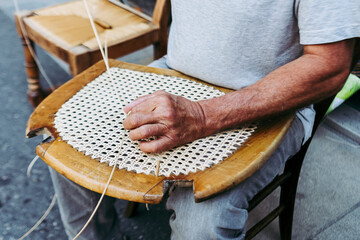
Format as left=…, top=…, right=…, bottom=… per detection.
left=72, top=130, right=126, bottom=240
left=26, top=155, right=39, bottom=179
left=82, top=0, right=123, bottom=104
left=72, top=2, right=129, bottom=239
left=17, top=194, right=57, bottom=240
left=82, top=0, right=110, bottom=72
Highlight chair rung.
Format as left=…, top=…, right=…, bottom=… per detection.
left=248, top=173, right=291, bottom=212
left=245, top=205, right=285, bottom=240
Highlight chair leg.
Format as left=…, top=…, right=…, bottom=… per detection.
left=153, top=41, right=167, bottom=60
left=22, top=40, right=45, bottom=107
left=15, top=12, right=44, bottom=107
left=278, top=147, right=308, bottom=240
left=279, top=176, right=297, bottom=240
left=124, top=201, right=139, bottom=218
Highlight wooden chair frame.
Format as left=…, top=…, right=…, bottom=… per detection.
left=26, top=59, right=296, bottom=205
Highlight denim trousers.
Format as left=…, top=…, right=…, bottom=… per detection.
left=49, top=115, right=304, bottom=240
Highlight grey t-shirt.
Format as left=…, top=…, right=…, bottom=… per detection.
left=165, top=0, right=360, bottom=142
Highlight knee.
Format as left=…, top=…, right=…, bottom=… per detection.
left=167, top=188, right=248, bottom=240
left=214, top=202, right=248, bottom=239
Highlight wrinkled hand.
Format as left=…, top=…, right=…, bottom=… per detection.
left=123, top=90, right=207, bottom=153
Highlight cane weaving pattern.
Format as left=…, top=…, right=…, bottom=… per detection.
left=54, top=68, right=257, bottom=177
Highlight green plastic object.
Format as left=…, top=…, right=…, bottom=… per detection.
left=326, top=74, right=360, bottom=115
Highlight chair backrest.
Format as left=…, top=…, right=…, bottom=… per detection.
left=152, top=0, right=171, bottom=58
left=152, top=0, right=171, bottom=27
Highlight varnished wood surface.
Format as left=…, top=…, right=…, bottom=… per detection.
left=31, top=0, right=153, bottom=49
left=22, top=0, right=159, bottom=67
left=25, top=15, right=106, bottom=49
left=15, top=0, right=170, bottom=107
left=36, top=139, right=164, bottom=204
left=27, top=60, right=295, bottom=203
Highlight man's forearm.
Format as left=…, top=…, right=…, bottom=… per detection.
left=123, top=39, right=355, bottom=153
left=199, top=39, right=355, bottom=136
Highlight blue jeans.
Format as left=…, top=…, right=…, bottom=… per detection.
left=49, top=116, right=304, bottom=240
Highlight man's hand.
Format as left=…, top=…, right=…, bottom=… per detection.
left=123, top=90, right=206, bottom=153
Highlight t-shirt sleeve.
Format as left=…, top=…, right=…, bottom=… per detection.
left=296, top=0, right=360, bottom=45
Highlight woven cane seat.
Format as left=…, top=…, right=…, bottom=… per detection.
left=26, top=60, right=295, bottom=204
left=54, top=67, right=257, bottom=177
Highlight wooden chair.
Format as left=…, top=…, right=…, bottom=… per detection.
left=245, top=42, right=360, bottom=240
left=14, top=0, right=170, bottom=107
left=27, top=59, right=297, bottom=205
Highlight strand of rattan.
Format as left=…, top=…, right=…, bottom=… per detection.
left=73, top=130, right=126, bottom=240
left=26, top=155, right=39, bottom=179
left=15, top=1, right=118, bottom=238
left=83, top=0, right=125, bottom=105
left=14, top=1, right=58, bottom=238
left=82, top=0, right=110, bottom=72
left=18, top=194, right=57, bottom=240
left=72, top=1, right=130, bottom=239
left=17, top=155, right=55, bottom=239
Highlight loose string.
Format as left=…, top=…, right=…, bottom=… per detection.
left=104, top=32, right=109, bottom=64
left=143, top=177, right=166, bottom=202
left=26, top=155, right=39, bottom=179
left=13, top=0, right=114, bottom=238
left=14, top=0, right=58, bottom=238
left=82, top=0, right=110, bottom=72
left=72, top=1, right=130, bottom=239
left=17, top=155, right=56, bottom=240
left=18, top=194, right=57, bottom=240
left=73, top=130, right=126, bottom=240
left=17, top=1, right=161, bottom=238
left=84, top=0, right=165, bottom=215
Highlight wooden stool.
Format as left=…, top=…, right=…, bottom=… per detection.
left=15, top=0, right=170, bottom=107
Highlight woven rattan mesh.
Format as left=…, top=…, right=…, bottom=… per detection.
left=54, top=68, right=257, bottom=177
